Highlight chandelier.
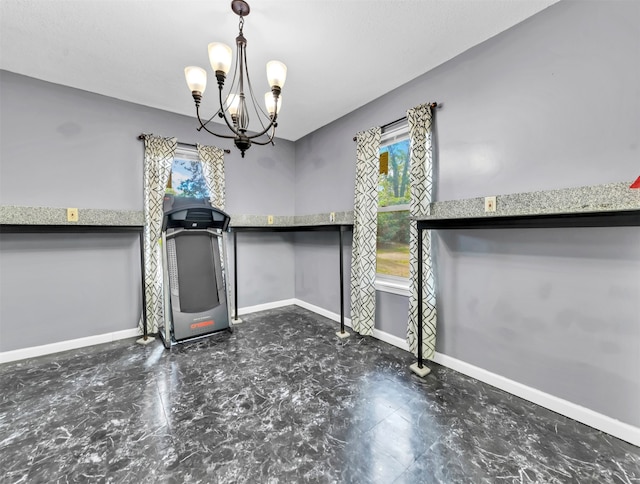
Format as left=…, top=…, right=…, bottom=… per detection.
left=184, top=0, right=287, bottom=158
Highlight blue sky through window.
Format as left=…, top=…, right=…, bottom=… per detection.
left=167, top=151, right=210, bottom=199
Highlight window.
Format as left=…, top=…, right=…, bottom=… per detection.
left=166, top=146, right=210, bottom=199
left=376, top=125, right=411, bottom=294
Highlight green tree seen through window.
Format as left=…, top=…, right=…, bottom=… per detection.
left=379, top=139, right=411, bottom=207
left=167, top=157, right=210, bottom=199
left=377, top=137, right=410, bottom=278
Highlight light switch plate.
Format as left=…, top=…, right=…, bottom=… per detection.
left=267, top=215, right=274, bottom=225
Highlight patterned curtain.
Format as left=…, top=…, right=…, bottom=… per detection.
left=350, top=127, right=381, bottom=336
left=406, top=103, right=437, bottom=360
left=197, top=144, right=226, bottom=210
left=139, top=135, right=177, bottom=334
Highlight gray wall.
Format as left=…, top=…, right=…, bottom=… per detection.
left=1, top=0, right=638, bottom=428
left=434, top=227, right=639, bottom=427
left=0, top=234, right=141, bottom=347
left=0, top=71, right=296, bottom=351
left=293, top=0, right=640, bottom=426
left=293, top=232, right=351, bottom=314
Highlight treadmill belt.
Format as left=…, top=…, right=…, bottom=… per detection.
left=175, top=234, right=219, bottom=313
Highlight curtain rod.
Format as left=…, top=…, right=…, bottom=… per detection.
left=352, top=102, right=439, bottom=142
left=137, top=134, right=231, bottom=154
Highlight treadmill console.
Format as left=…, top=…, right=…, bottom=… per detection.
left=162, top=196, right=230, bottom=231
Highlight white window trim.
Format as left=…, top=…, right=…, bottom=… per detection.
left=378, top=203, right=410, bottom=213
left=175, top=145, right=199, bottom=160
left=381, top=123, right=410, bottom=144
left=375, top=274, right=411, bottom=297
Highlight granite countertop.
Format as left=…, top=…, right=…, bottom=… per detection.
left=0, top=206, right=354, bottom=229
left=415, top=182, right=640, bottom=220
left=230, top=211, right=354, bottom=227
left=0, top=206, right=144, bottom=226
left=4, top=181, right=637, bottom=227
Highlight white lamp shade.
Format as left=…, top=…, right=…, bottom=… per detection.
left=208, top=42, right=233, bottom=74
left=184, top=66, right=207, bottom=94
left=226, top=94, right=240, bottom=116
left=264, top=92, right=282, bottom=115
left=266, top=60, right=287, bottom=89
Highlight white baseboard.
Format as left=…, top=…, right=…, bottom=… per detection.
left=294, top=298, right=640, bottom=447
left=3, top=300, right=638, bottom=447
left=237, top=298, right=297, bottom=316
left=372, top=328, right=411, bottom=352
left=0, top=328, right=140, bottom=364
left=293, top=298, right=352, bottom=326
left=293, top=298, right=412, bottom=351
left=431, top=352, right=640, bottom=447
left=0, top=298, right=297, bottom=364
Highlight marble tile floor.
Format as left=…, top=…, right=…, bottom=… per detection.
left=1, top=306, right=638, bottom=483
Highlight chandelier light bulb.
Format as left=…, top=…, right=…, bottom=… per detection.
left=184, top=66, right=207, bottom=94
left=184, top=1, right=287, bottom=158
left=208, top=42, right=233, bottom=74
left=264, top=92, right=282, bottom=116
left=226, top=94, right=240, bottom=116
left=266, top=60, right=287, bottom=89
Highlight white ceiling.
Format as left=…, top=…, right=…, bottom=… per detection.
left=1, top=0, right=559, bottom=141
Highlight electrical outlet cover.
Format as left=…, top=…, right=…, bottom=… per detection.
left=484, top=196, right=496, bottom=213
left=67, top=208, right=79, bottom=222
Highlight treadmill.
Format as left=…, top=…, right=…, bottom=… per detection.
left=159, top=196, right=233, bottom=348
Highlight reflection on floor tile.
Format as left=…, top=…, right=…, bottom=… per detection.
left=1, top=306, right=638, bottom=483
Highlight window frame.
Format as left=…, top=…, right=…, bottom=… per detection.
left=375, top=124, right=411, bottom=297
left=166, top=145, right=211, bottom=200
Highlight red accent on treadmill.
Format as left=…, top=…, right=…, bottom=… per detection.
left=191, top=320, right=215, bottom=329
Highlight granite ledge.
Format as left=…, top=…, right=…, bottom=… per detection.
left=415, top=182, right=640, bottom=220
left=0, top=206, right=144, bottom=226
left=230, top=211, right=353, bottom=227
